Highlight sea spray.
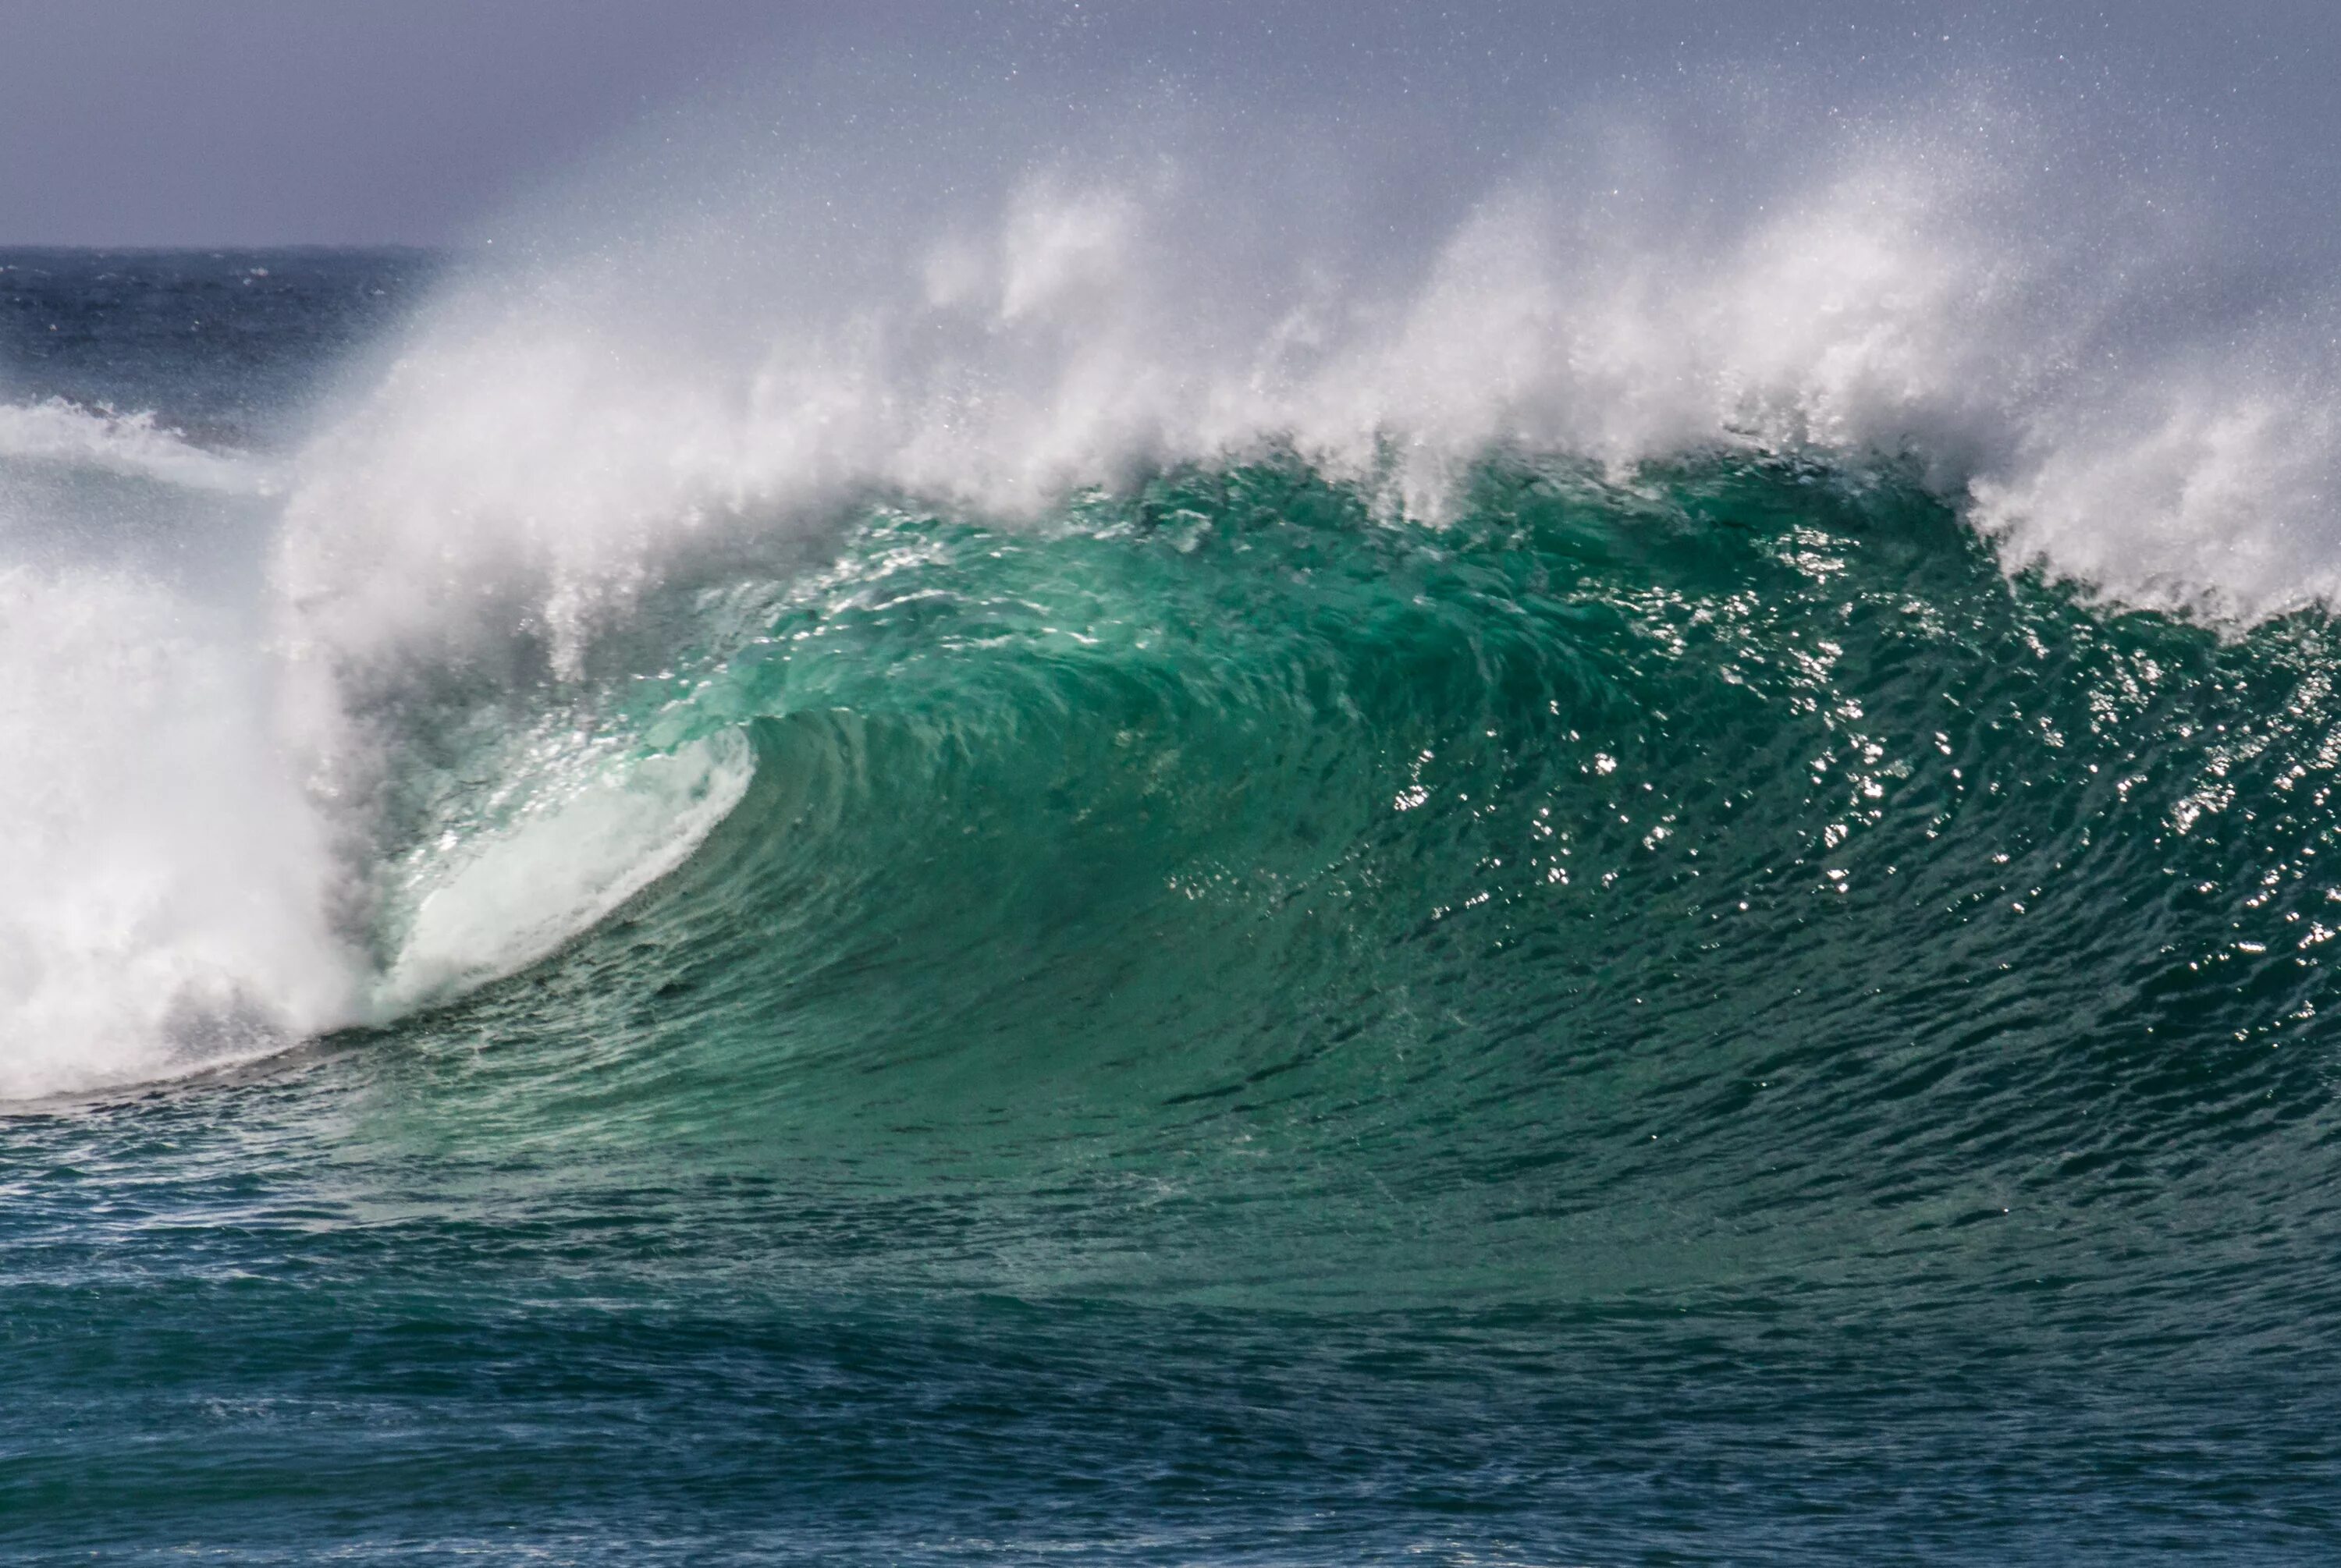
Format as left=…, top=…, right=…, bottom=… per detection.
left=0, top=560, right=353, bottom=1097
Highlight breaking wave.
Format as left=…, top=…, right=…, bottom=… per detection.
left=9, top=60, right=2341, bottom=1111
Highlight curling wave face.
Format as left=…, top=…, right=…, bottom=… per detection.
left=352, top=456, right=2341, bottom=1317
left=8, top=76, right=2341, bottom=1116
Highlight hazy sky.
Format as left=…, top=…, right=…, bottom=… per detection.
left=2, top=1, right=2336, bottom=247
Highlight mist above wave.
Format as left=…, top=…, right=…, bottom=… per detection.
left=277, top=66, right=2341, bottom=715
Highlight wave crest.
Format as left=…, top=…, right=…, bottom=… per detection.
left=275, top=81, right=2341, bottom=710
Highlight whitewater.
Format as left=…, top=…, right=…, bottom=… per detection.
left=7, top=32, right=2341, bottom=1566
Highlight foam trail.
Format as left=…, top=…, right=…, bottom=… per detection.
left=0, top=398, right=278, bottom=495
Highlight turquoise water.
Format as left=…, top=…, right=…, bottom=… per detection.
left=8, top=254, right=2341, bottom=1562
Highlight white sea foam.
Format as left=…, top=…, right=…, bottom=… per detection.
left=0, top=536, right=744, bottom=1098
left=0, top=562, right=357, bottom=1098
left=0, top=394, right=753, bottom=1096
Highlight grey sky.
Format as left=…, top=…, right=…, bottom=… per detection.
left=0, top=0, right=798, bottom=245
left=2, top=1, right=2336, bottom=247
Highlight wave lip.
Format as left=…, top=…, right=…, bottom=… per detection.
left=271, top=90, right=2341, bottom=708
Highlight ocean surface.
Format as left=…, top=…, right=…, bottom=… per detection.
left=8, top=92, right=2341, bottom=1563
